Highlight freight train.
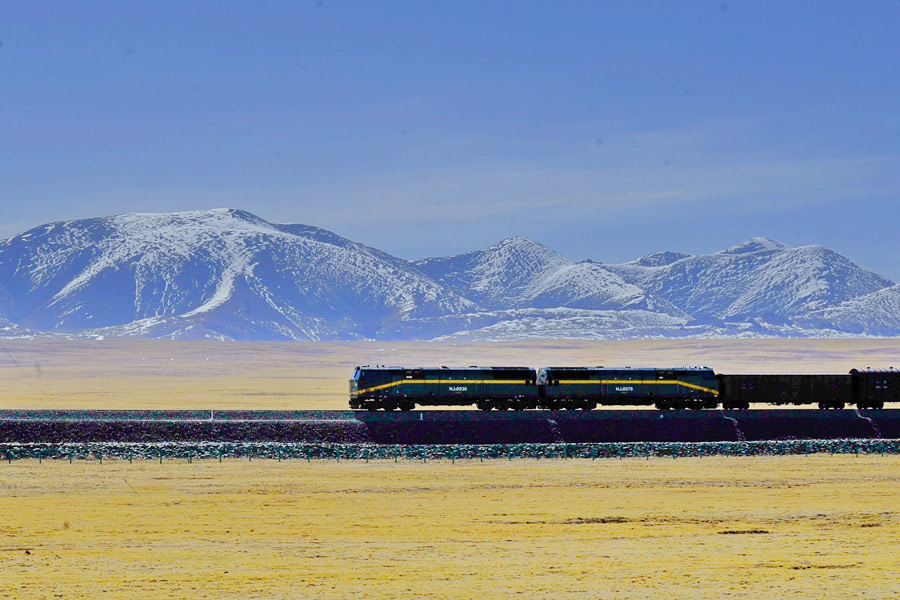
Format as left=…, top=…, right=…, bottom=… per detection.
left=349, top=366, right=900, bottom=411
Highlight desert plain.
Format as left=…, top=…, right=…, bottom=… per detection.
left=1, top=337, right=899, bottom=410
left=2, top=338, right=900, bottom=598
left=2, top=456, right=900, bottom=599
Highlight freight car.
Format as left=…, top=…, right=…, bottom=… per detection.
left=852, top=368, right=900, bottom=409
left=349, top=366, right=538, bottom=411
left=718, top=369, right=900, bottom=410
left=716, top=373, right=851, bottom=410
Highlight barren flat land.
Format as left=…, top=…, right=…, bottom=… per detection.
left=1, top=338, right=899, bottom=409
left=2, top=456, right=899, bottom=599
left=2, top=339, right=900, bottom=598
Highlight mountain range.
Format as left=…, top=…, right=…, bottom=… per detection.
left=0, top=208, right=897, bottom=341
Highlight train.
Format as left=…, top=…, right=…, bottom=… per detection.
left=349, top=365, right=900, bottom=411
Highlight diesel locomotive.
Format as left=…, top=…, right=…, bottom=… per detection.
left=349, top=365, right=900, bottom=411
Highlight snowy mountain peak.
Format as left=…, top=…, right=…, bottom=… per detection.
left=1, top=211, right=897, bottom=341
left=0, top=209, right=475, bottom=340
left=488, top=236, right=562, bottom=259
left=628, top=251, right=693, bottom=267
left=719, top=237, right=789, bottom=255
left=413, top=237, right=570, bottom=310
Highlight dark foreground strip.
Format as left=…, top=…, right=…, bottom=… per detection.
left=1, top=439, right=898, bottom=462
left=1, top=409, right=898, bottom=444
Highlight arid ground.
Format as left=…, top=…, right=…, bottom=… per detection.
left=2, top=456, right=899, bottom=599
left=1, top=338, right=899, bottom=409
left=2, top=339, right=900, bottom=598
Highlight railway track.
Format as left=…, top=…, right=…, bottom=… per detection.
left=1, top=409, right=900, bottom=444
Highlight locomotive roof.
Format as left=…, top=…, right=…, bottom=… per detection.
left=540, top=366, right=713, bottom=371
left=355, top=365, right=533, bottom=371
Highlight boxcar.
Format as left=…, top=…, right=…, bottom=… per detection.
left=716, top=373, right=852, bottom=409
left=349, top=366, right=538, bottom=411
left=851, top=368, right=900, bottom=409
left=537, top=367, right=719, bottom=410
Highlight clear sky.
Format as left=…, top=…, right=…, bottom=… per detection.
left=2, top=1, right=899, bottom=278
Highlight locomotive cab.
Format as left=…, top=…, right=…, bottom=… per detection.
left=349, top=366, right=413, bottom=411
left=350, top=366, right=538, bottom=411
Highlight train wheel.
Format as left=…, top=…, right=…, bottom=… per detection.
left=400, top=402, right=413, bottom=412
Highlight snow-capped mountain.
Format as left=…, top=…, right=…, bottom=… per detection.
left=414, top=237, right=683, bottom=315
left=0, top=209, right=474, bottom=340
left=605, top=237, right=892, bottom=324
left=0, top=212, right=896, bottom=341
left=628, top=250, right=693, bottom=267
left=797, top=284, right=900, bottom=336
left=414, top=237, right=571, bottom=309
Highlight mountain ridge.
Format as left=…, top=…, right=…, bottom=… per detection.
left=0, top=209, right=895, bottom=341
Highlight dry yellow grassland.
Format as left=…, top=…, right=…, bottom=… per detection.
left=1, top=338, right=899, bottom=409
left=1, top=455, right=899, bottom=599
left=2, top=340, right=900, bottom=598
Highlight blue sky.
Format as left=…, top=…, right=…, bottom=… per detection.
left=2, top=1, right=899, bottom=278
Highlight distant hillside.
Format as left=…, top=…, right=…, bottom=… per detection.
left=0, top=210, right=895, bottom=340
